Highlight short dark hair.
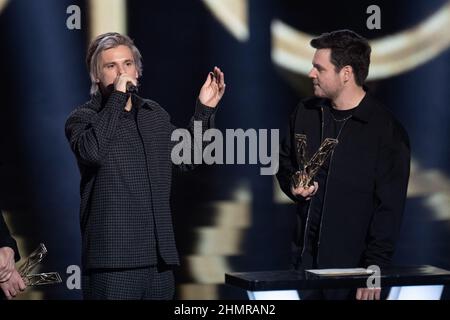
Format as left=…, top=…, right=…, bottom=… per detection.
left=310, top=30, right=371, bottom=86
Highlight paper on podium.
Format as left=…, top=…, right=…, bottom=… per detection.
left=306, top=268, right=375, bottom=277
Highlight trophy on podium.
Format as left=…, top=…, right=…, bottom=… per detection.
left=291, top=134, right=339, bottom=189
left=17, top=243, right=62, bottom=286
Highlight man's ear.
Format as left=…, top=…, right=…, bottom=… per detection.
left=342, top=65, right=352, bottom=83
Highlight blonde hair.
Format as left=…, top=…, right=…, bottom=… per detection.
left=86, top=32, right=143, bottom=94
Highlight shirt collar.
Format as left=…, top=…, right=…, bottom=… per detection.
left=314, top=91, right=375, bottom=123
left=90, top=92, right=154, bottom=111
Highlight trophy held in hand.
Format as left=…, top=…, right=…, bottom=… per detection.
left=291, top=134, right=339, bottom=189
left=17, top=243, right=62, bottom=286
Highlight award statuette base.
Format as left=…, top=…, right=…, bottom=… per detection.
left=291, top=170, right=314, bottom=190
left=24, top=272, right=62, bottom=286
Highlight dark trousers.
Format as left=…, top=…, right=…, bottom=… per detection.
left=82, top=264, right=174, bottom=300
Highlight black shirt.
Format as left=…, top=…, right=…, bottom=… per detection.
left=117, top=104, right=158, bottom=265
left=305, top=104, right=358, bottom=265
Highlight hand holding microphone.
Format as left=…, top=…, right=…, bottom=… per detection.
left=114, top=73, right=138, bottom=94
left=126, top=82, right=138, bottom=94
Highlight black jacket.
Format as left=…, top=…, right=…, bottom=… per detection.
left=0, top=213, right=20, bottom=261
left=277, top=93, right=410, bottom=269
left=65, top=91, right=216, bottom=269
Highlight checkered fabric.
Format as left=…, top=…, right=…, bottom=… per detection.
left=82, top=265, right=174, bottom=300
left=65, top=91, right=216, bottom=270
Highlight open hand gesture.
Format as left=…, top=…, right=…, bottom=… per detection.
left=198, top=66, right=226, bottom=108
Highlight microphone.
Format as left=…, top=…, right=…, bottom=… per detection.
left=126, top=82, right=138, bottom=94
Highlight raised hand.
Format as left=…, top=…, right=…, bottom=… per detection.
left=198, top=66, right=226, bottom=108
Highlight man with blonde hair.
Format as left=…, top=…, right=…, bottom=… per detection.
left=66, top=32, right=225, bottom=299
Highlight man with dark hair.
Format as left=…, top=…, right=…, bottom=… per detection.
left=0, top=212, right=26, bottom=299
left=65, top=33, right=225, bottom=299
left=277, top=30, right=410, bottom=300
left=310, top=29, right=371, bottom=87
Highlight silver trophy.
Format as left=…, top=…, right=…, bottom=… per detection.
left=291, top=134, right=339, bottom=189
left=17, top=243, right=62, bottom=286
